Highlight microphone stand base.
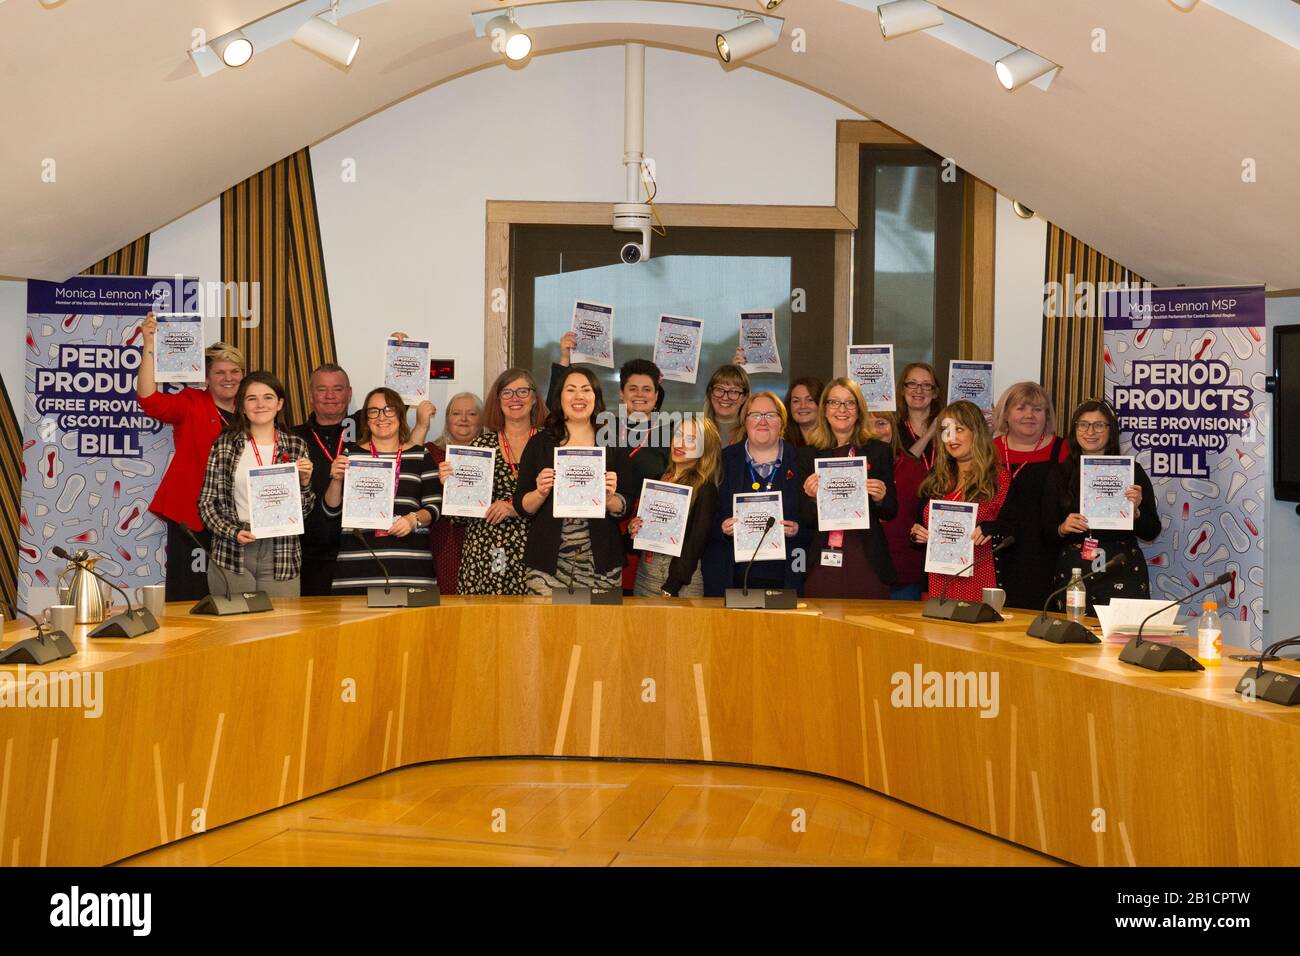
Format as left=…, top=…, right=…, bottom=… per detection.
left=1235, top=669, right=1300, bottom=706
left=0, top=631, right=75, bottom=664
left=1118, top=637, right=1204, bottom=671
left=922, top=598, right=1003, bottom=623
left=1026, top=614, right=1099, bottom=644
left=88, top=609, right=159, bottom=639
left=366, top=584, right=440, bottom=608
left=725, top=588, right=797, bottom=610
left=552, top=587, right=624, bottom=606
left=190, top=593, right=252, bottom=616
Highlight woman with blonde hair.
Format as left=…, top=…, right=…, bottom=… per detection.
left=991, top=381, right=1067, bottom=476
left=702, top=363, right=751, bottom=446
left=910, top=401, right=1012, bottom=602
left=626, top=416, right=721, bottom=597
left=797, top=378, right=897, bottom=599
left=423, top=391, right=484, bottom=595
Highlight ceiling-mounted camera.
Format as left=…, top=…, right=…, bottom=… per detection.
left=613, top=202, right=652, bottom=264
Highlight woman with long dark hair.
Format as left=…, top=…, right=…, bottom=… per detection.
left=783, top=377, right=824, bottom=448
left=514, top=366, right=629, bottom=594
left=197, top=371, right=314, bottom=597
left=867, top=410, right=928, bottom=600
left=897, top=361, right=943, bottom=465
left=1042, top=399, right=1159, bottom=614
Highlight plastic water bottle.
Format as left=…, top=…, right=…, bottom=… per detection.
left=1065, top=568, right=1087, bottom=622
left=1198, top=600, right=1222, bottom=665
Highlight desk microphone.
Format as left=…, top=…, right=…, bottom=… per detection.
left=351, top=529, right=439, bottom=608
left=53, top=546, right=159, bottom=638
left=726, top=514, right=796, bottom=609
left=922, top=536, right=1015, bottom=623
left=0, top=601, right=76, bottom=664
left=1026, top=552, right=1126, bottom=644
left=1235, top=635, right=1300, bottom=706
left=1117, top=571, right=1232, bottom=671
left=180, top=525, right=270, bottom=616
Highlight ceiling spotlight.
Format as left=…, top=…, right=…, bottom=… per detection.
left=211, top=29, right=254, bottom=69
left=294, top=14, right=361, bottom=67
left=716, top=18, right=778, bottom=63
left=995, top=47, right=1057, bottom=91
left=1011, top=201, right=1035, bottom=220
left=485, top=14, right=532, bottom=61
left=877, top=0, right=944, bottom=39
left=756, top=0, right=784, bottom=9
left=1167, top=0, right=1198, bottom=10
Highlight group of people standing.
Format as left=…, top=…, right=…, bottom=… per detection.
left=140, top=315, right=1160, bottom=614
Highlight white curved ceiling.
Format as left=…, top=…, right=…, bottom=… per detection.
left=1, top=0, right=1297, bottom=287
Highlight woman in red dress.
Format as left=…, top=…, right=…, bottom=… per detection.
left=911, top=401, right=1011, bottom=601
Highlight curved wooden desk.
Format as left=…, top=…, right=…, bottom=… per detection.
left=1, top=597, right=1297, bottom=867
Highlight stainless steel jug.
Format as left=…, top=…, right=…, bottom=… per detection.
left=56, top=550, right=106, bottom=625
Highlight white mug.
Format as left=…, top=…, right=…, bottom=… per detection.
left=134, top=585, right=166, bottom=619
left=982, top=587, right=1007, bottom=613
left=42, top=604, right=76, bottom=634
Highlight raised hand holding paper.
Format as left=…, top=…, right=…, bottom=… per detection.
left=653, top=314, right=704, bottom=384
left=733, top=491, right=786, bottom=563
left=247, top=463, right=304, bottom=538
left=924, top=500, right=978, bottom=576
left=633, top=479, right=693, bottom=558
left=570, top=300, right=615, bottom=369
left=815, top=457, right=870, bottom=531
left=948, top=360, right=994, bottom=412
left=738, top=311, right=781, bottom=374
left=847, top=345, right=895, bottom=412
left=553, top=446, right=606, bottom=518
left=153, top=313, right=205, bottom=383
left=384, top=337, right=430, bottom=404
left=442, top=445, right=495, bottom=518
left=342, top=457, right=396, bottom=530
left=1080, top=455, right=1135, bottom=531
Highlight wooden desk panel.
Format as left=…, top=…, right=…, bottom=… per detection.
left=1, top=598, right=1297, bottom=867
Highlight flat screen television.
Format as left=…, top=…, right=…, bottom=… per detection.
left=1273, top=324, right=1300, bottom=502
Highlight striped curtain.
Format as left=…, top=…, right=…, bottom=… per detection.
left=220, top=148, right=336, bottom=424
left=0, top=237, right=152, bottom=613
left=1041, top=224, right=1147, bottom=431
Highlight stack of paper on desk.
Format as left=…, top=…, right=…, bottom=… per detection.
left=1094, top=599, right=1186, bottom=640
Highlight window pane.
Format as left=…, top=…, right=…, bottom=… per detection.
left=532, top=255, right=793, bottom=414
left=872, top=164, right=938, bottom=367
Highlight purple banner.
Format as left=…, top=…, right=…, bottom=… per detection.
left=27, top=276, right=200, bottom=317
left=1102, top=284, right=1265, bottom=331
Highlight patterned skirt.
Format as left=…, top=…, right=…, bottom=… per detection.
left=633, top=550, right=704, bottom=597
left=524, top=519, right=622, bottom=595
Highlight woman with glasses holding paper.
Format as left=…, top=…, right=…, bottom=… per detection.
left=424, top=391, right=484, bottom=595
left=625, top=417, right=722, bottom=598
left=703, top=364, right=751, bottom=446
left=514, top=367, right=629, bottom=595
left=1042, top=399, right=1159, bottom=614
left=909, top=401, right=1011, bottom=602
left=897, top=362, right=943, bottom=465
left=443, top=370, right=547, bottom=595
left=702, top=392, right=805, bottom=596
left=197, top=372, right=315, bottom=597
left=321, top=387, right=442, bottom=595
left=867, top=411, right=929, bottom=600
left=797, top=379, right=896, bottom=599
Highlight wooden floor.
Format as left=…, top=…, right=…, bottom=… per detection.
left=116, top=759, right=1061, bottom=867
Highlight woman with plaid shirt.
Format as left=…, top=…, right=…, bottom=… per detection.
left=198, top=372, right=316, bottom=596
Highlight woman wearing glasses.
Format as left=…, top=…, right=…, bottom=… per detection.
left=866, top=410, right=929, bottom=600
left=703, top=392, right=805, bottom=596
left=797, top=379, right=896, bottom=599
left=783, top=377, right=825, bottom=448
left=443, top=370, right=547, bottom=595
left=515, top=367, right=630, bottom=595
left=1042, top=399, right=1160, bottom=614
left=703, top=364, right=751, bottom=446
left=424, top=391, right=484, bottom=595
left=322, top=387, right=443, bottom=594
left=897, top=362, right=943, bottom=465
left=909, top=401, right=1012, bottom=602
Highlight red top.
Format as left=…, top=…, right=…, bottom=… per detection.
left=882, top=452, right=928, bottom=587
left=923, top=468, right=1011, bottom=602
left=994, top=434, right=1068, bottom=478
left=424, top=443, right=466, bottom=595
left=139, top=387, right=229, bottom=531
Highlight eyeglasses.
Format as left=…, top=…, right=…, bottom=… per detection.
left=365, top=405, right=400, bottom=419
left=902, top=381, right=936, bottom=394
left=712, top=386, right=746, bottom=400
left=746, top=411, right=780, bottom=422
left=499, top=387, right=534, bottom=399
left=825, top=399, right=856, bottom=411
left=1076, top=421, right=1110, bottom=433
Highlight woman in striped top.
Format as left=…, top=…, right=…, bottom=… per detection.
left=322, top=387, right=443, bottom=594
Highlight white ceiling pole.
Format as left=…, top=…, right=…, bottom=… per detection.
left=624, top=42, right=646, bottom=204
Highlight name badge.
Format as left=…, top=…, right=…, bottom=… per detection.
left=820, top=550, right=843, bottom=568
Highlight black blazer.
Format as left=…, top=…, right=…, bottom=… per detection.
left=796, top=440, right=898, bottom=585
left=513, top=429, right=630, bottom=577
left=997, top=453, right=1065, bottom=611
left=654, top=480, right=719, bottom=596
